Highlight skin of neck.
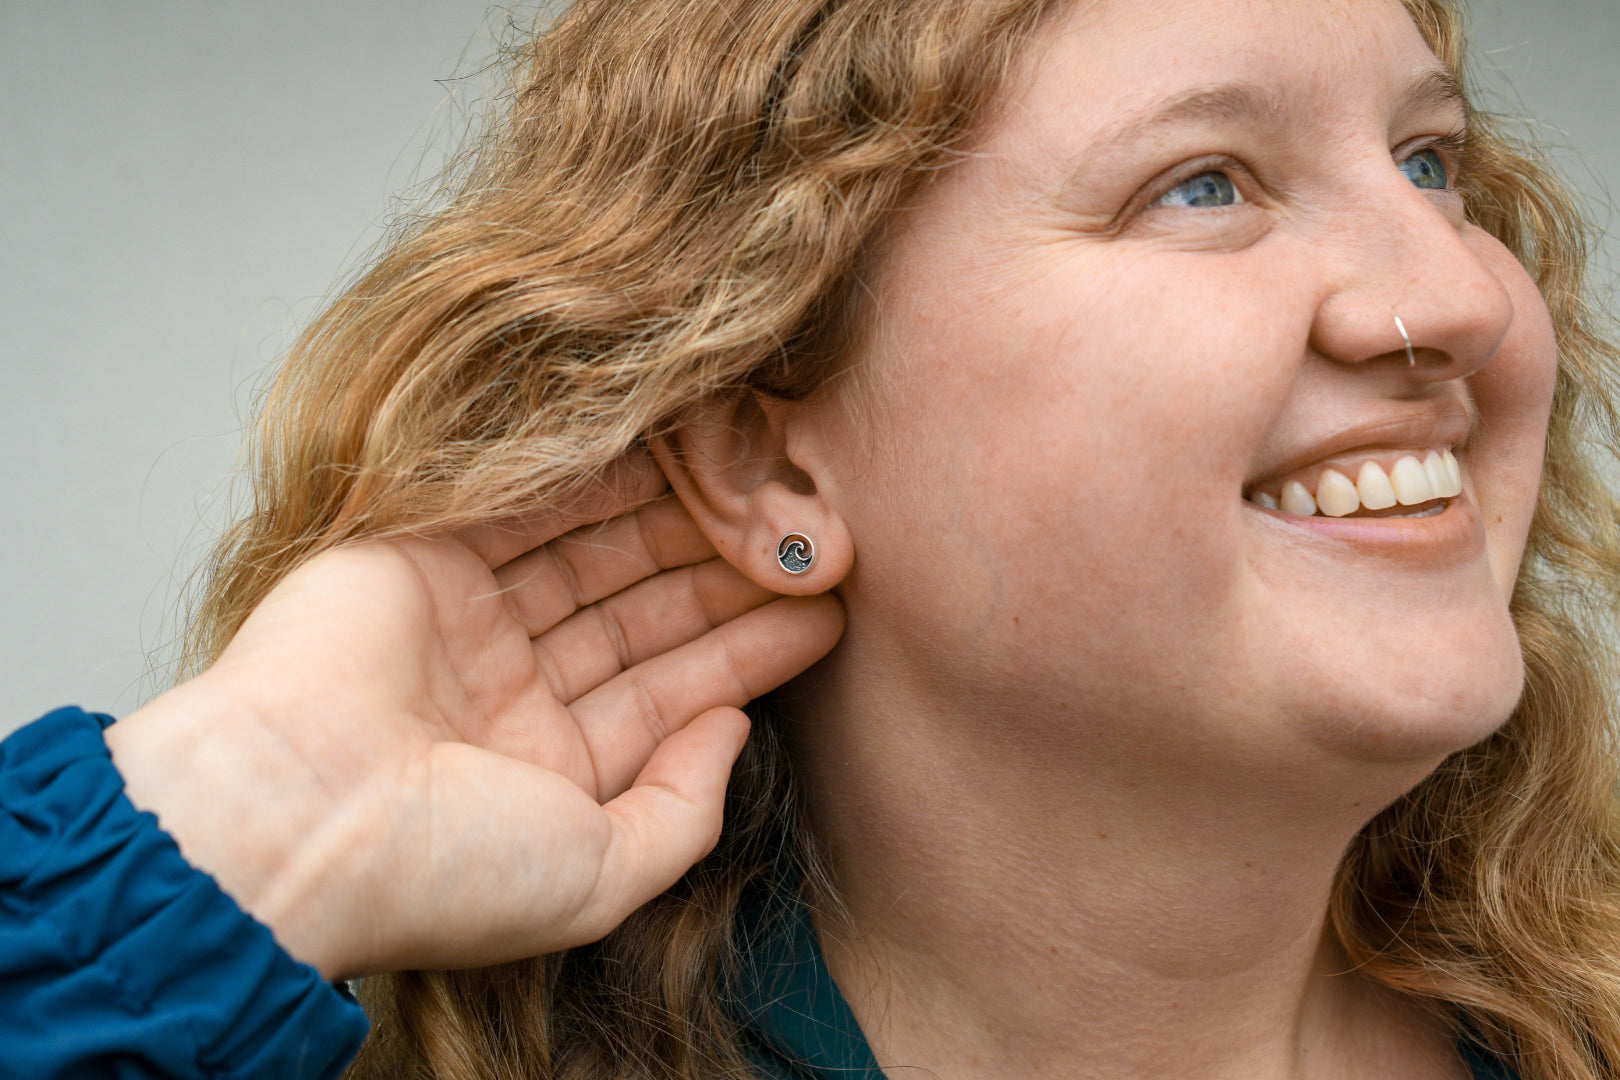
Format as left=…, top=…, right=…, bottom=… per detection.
left=785, top=611, right=1473, bottom=1080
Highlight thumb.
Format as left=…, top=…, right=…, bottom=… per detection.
left=577, top=707, right=752, bottom=937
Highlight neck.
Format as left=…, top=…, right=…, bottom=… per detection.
left=786, top=644, right=1466, bottom=1080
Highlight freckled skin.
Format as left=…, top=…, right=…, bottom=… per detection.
left=798, top=0, right=1552, bottom=791
left=767, top=0, right=1558, bottom=1076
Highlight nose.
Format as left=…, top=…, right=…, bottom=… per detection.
left=1307, top=171, right=1516, bottom=382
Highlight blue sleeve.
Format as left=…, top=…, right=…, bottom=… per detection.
left=0, top=707, right=370, bottom=1079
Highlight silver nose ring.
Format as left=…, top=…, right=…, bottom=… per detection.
left=1394, top=314, right=1416, bottom=367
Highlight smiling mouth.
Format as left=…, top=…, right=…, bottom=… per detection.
left=1244, top=449, right=1462, bottom=519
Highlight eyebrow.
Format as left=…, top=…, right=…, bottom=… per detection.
left=1083, top=66, right=1468, bottom=159
left=1400, top=66, right=1469, bottom=120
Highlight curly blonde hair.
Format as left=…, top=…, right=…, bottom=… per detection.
left=180, top=1, right=1620, bottom=1077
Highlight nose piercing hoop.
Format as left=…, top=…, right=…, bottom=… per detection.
left=777, top=533, right=815, bottom=575
left=1394, top=314, right=1416, bottom=367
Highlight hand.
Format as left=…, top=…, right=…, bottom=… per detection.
left=105, top=453, right=844, bottom=980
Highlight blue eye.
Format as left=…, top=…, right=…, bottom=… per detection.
left=1153, top=171, right=1240, bottom=208
left=1400, top=147, right=1449, bottom=190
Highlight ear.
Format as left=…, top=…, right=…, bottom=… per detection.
left=649, top=391, right=853, bottom=594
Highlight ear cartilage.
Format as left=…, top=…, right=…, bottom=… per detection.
left=1395, top=314, right=1416, bottom=367
left=777, top=533, right=815, bottom=575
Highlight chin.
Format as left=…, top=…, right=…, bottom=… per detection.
left=1262, top=603, right=1529, bottom=775
left=1315, top=651, right=1525, bottom=770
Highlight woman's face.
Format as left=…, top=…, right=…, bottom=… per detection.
left=804, top=0, right=1557, bottom=780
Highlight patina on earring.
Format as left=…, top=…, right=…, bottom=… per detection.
left=777, top=533, right=814, bottom=575
left=1394, top=313, right=1416, bottom=367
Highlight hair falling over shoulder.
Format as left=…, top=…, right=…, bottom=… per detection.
left=179, top=1, right=1620, bottom=1077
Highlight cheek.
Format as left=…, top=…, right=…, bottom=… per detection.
left=841, top=251, right=1296, bottom=675
left=953, top=254, right=1295, bottom=576
left=1464, top=242, right=1558, bottom=590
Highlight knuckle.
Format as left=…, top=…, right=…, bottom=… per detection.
left=547, top=544, right=588, bottom=609
left=629, top=676, right=671, bottom=742
left=634, top=504, right=668, bottom=569
left=690, top=564, right=724, bottom=628
left=533, top=644, right=572, bottom=702
left=718, top=635, right=756, bottom=702
left=595, top=603, right=635, bottom=669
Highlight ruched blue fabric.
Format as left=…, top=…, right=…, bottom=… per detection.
left=0, top=707, right=368, bottom=1079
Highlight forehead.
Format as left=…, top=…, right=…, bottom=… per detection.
left=991, top=0, right=1451, bottom=142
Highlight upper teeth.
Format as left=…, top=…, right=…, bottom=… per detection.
left=1251, top=450, right=1462, bottom=517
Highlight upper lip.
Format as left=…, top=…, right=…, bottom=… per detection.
left=1243, top=399, right=1475, bottom=495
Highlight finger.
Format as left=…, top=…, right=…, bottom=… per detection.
left=457, top=449, right=668, bottom=568
left=532, top=557, right=777, bottom=704
left=568, top=707, right=751, bottom=943
left=569, top=594, right=845, bottom=798
left=349, top=717, right=744, bottom=974
left=493, top=495, right=717, bottom=636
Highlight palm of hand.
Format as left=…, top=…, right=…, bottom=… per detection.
left=118, top=466, right=842, bottom=978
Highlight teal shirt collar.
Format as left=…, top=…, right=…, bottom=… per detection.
left=727, top=885, right=1518, bottom=1080
left=728, top=887, right=885, bottom=1080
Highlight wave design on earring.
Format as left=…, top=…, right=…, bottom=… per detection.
left=777, top=533, right=815, bottom=575
left=1394, top=314, right=1416, bottom=367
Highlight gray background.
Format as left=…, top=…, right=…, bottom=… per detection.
left=2, top=1, right=1617, bottom=735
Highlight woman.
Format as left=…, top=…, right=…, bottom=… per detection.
left=6, top=0, right=1620, bottom=1077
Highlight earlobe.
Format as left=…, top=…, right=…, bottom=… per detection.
left=649, top=392, right=853, bottom=595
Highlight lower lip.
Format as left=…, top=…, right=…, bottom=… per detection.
left=1246, top=494, right=1486, bottom=561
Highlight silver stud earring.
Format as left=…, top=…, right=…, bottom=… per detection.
left=1394, top=313, right=1416, bottom=367
left=777, top=533, right=815, bottom=575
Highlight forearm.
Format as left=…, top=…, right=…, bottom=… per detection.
left=1, top=707, right=368, bottom=1079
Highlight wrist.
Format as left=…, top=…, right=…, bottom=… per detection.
left=107, top=677, right=356, bottom=978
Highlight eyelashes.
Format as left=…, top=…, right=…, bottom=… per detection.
left=1418, top=127, right=1472, bottom=185
left=1143, top=126, right=1473, bottom=215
